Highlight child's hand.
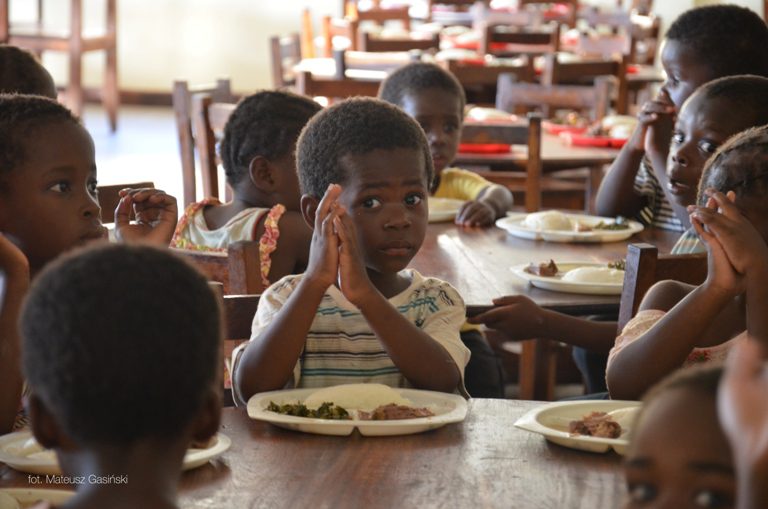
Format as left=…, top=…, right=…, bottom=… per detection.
left=630, top=90, right=676, bottom=153
left=114, top=188, right=178, bottom=246
left=455, top=200, right=495, bottom=227
left=334, top=210, right=376, bottom=307
left=304, top=184, right=344, bottom=291
left=467, top=295, right=545, bottom=340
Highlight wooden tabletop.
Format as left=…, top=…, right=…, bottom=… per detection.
left=409, top=222, right=679, bottom=315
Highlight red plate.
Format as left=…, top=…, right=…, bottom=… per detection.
left=542, top=120, right=588, bottom=135
left=458, top=143, right=512, bottom=153
left=560, top=132, right=627, bottom=148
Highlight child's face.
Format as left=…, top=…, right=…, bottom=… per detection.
left=623, top=387, right=734, bottom=509
left=0, top=121, right=103, bottom=271
left=660, top=40, right=716, bottom=110
left=399, top=88, right=462, bottom=176
left=336, top=147, right=428, bottom=274
left=667, top=95, right=752, bottom=208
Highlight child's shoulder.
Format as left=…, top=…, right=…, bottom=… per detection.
left=401, top=270, right=465, bottom=305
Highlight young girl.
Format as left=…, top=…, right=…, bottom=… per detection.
left=607, top=125, right=768, bottom=400
left=595, top=5, right=768, bottom=232
left=378, top=62, right=513, bottom=227
left=171, top=91, right=319, bottom=287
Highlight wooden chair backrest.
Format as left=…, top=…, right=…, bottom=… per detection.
left=495, top=74, right=611, bottom=121
left=176, top=241, right=265, bottom=296
left=172, top=79, right=233, bottom=207
left=190, top=94, right=237, bottom=203
left=617, top=243, right=708, bottom=333
left=519, top=0, right=578, bottom=27
left=357, top=31, right=439, bottom=52
left=97, top=181, right=154, bottom=224
left=270, top=33, right=302, bottom=89
left=460, top=113, right=543, bottom=212
left=354, top=6, right=411, bottom=30
left=540, top=53, right=629, bottom=114
left=445, top=57, right=535, bottom=105
left=295, top=70, right=380, bottom=102
left=480, top=23, right=560, bottom=57
left=322, top=15, right=360, bottom=57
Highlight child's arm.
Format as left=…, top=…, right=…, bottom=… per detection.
left=0, top=234, right=29, bottom=433
left=718, top=339, right=768, bottom=509
left=455, top=184, right=513, bottom=227
left=113, top=188, right=178, bottom=246
left=235, top=186, right=344, bottom=398
left=334, top=212, right=461, bottom=392
left=595, top=93, right=676, bottom=218
left=468, top=295, right=618, bottom=353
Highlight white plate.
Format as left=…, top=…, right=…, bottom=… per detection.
left=247, top=387, right=468, bottom=436
left=514, top=400, right=641, bottom=454
left=428, top=198, right=466, bottom=223
left=511, top=262, right=624, bottom=295
left=496, top=213, right=644, bottom=243
left=0, top=488, right=75, bottom=507
left=0, top=431, right=231, bottom=475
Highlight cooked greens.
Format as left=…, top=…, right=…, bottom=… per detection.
left=593, top=216, right=630, bottom=231
left=267, top=401, right=351, bottom=420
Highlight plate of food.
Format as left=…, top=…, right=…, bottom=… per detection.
left=428, top=197, right=466, bottom=223
left=542, top=111, right=589, bottom=135
left=0, top=488, right=75, bottom=508
left=514, top=400, right=641, bottom=454
left=512, top=259, right=625, bottom=295
left=496, top=210, right=643, bottom=243
left=247, top=383, right=468, bottom=436
left=0, top=431, right=231, bottom=475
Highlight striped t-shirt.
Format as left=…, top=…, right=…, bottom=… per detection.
left=233, top=270, right=470, bottom=401
left=633, top=157, right=684, bottom=232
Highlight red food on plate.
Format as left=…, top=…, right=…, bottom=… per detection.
left=559, top=132, right=627, bottom=148
left=458, top=143, right=511, bottom=153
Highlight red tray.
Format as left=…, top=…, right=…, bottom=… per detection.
left=458, top=143, right=512, bottom=153
left=542, top=120, right=588, bottom=135
left=560, top=132, right=627, bottom=148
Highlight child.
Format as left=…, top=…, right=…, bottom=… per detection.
left=469, top=76, right=768, bottom=393
left=595, top=5, right=768, bottom=232
left=0, top=94, right=177, bottom=434
left=233, top=98, right=470, bottom=402
left=171, top=91, right=319, bottom=287
left=0, top=44, right=57, bottom=98
left=378, top=62, right=513, bottom=227
left=21, top=243, right=221, bottom=509
left=607, top=125, right=768, bottom=400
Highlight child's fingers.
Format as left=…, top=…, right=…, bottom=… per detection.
left=703, top=189, right=741, bottom=220
left=314, top=184, right=342, bottom=230
left=113, top=193, right=134, bottom=227
left=466, top=306, right=512, bottom=328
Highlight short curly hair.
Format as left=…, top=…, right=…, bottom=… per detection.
left=0, top=94, right=79, bottom=183
left=666, top=5, right=768, bottom=78
left=296, top=97, right=433, bottom=198
left=219, top=90, right=321, bottom=187
left=378, top=62, right=466, bottom=111
left=21, top=244, right=221, bottom=446
left=0, top=45, right=57, bottom=98
left=693, top=75, right=768, bottom=126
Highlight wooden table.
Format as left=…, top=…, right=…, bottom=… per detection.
left=0, top=401, right=628, bottom=508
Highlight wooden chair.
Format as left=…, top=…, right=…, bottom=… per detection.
left=191, top=94, right=237, bottom=203
left=352, top=5, right=411, bottom=30
left=519, top=0, right=578, bottom=27
left=617, top=243, right=708, bottom=333
left=172, top=79, right=233, bottom=207
left=322, top=15, right=359, bottom=57
left=175, top=241, right=265, bottom=296
left=460, top=113, right=544, bottom=212
left=270, top=33, right=302, bottom=89
left=540, top=53, right=629, bottom=114
left=0, top=0, right=118, bottom=131
left=295, top=70, right=380, bottom=102
left=443, top=57, right=535, bottom=105
left=97, top=181, right=154, bottom=224
left=479, top=22, right=560, bottom=58
left=357, top=31, right=439, bottom=53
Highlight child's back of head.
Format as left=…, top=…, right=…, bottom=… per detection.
left=0, top=44, right=57, bottom=98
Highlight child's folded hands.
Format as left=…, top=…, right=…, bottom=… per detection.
left=305, top=184, right=344, bottom=290
left=334, top=211, right=375, bottom=308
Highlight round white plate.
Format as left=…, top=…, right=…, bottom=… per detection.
left=514, top=400, right=641, bottom=455
left=0, top=488, right=75, bottom=507
left=496, top=213, right=643, bottom=243
left=428, top=198, right=466, bottom=223
left=247, top=387, right=468, bottom=436
left=0, top=431, right=231, bottom=475
left=511, top=262, right=624, bottom=295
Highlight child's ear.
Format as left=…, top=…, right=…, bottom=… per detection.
left=28, top=393, right=64, bottom=450
left=190, top=389, right=221, bottom=443
left=300, top=194, right=319, bottom=229
left=247, top=156, right=275, bottom=192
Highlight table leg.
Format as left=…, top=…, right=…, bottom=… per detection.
left=519, top=338, right=558, bottom=400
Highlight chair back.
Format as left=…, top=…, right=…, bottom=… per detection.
left=519, top=0, right=578, bottom=27
left=480, top=22, right=560, bottom=57
left=445, top=57, right=534, bottom=104
left=354, top=6, right=411, bottom=30
left=618, top=243, right=708, bottom=332
left=322, top=15, right=360, bottom=56
left=175, top=241, right=265, bottom=296
left=358, top=31, right=439, bottom=52
left=540, top=53, right=629, bottom=114
left=295, top=70, right=380, bottom=102
left=97, top=181, right=155, bottom=224
left=270, top=33, right=302, bottom=89
left=172, top=79, right=233, bottom=207
left=190, top=94, right=237, bottom=203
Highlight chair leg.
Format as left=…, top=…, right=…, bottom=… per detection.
left=68, top=48, right=84, bottom=117
left=104, top=46, right=119, bottom=132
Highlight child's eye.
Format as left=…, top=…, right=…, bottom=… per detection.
left=693, top=489, right=733, bottom=508
left=698, top=140, right=718, bottom=154
left=88, top=180, right=99, bottom=196
left=49, top=181, right=71, bottom=193
left=672, top=132, right=685, bottom=145
left=362, top=197, right=382, bottom=209
left=444, top=122, right=458, bottom=134
left=404, top=193, right=423, bottom=206
left=627, top=483, right=656, bottom=502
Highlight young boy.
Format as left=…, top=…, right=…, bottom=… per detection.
left=21, top=244, right=221, bottom=509
left=234, top=98, right=470, bottom=402
left=378, top=62, right=513, bottom=227
left=0, top=44, right=57, bottom=98
left=595, top=5, right=768, bottom=232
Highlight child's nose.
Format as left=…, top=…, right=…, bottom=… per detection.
left=384, top=205, right=411, bottom=229
left=82, top=193, right=101, bottom=218
left=671, top=146, right=688, bottom=166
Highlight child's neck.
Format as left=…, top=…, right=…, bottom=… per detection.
left=365, top=268, right=411, bottom=299
left=58, top=438, right=187, bottom=509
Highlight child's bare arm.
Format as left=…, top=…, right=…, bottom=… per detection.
left=468, top=295, right=618, bottom=353
left=455, top=184, right=513, bottom=227
left=235, top=186, right=343, bottom=398
left=114, top=188, right=178, bottom=246
left=0, top=234, right=29, bottom=433
left=334, top=212, right=461, bottom=392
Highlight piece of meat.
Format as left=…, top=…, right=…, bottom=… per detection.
left=568, top=411, right=622, bottom=439
left=358, top=403, right=434, bottom=420
left=525, top=259, right=559, bottom=277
